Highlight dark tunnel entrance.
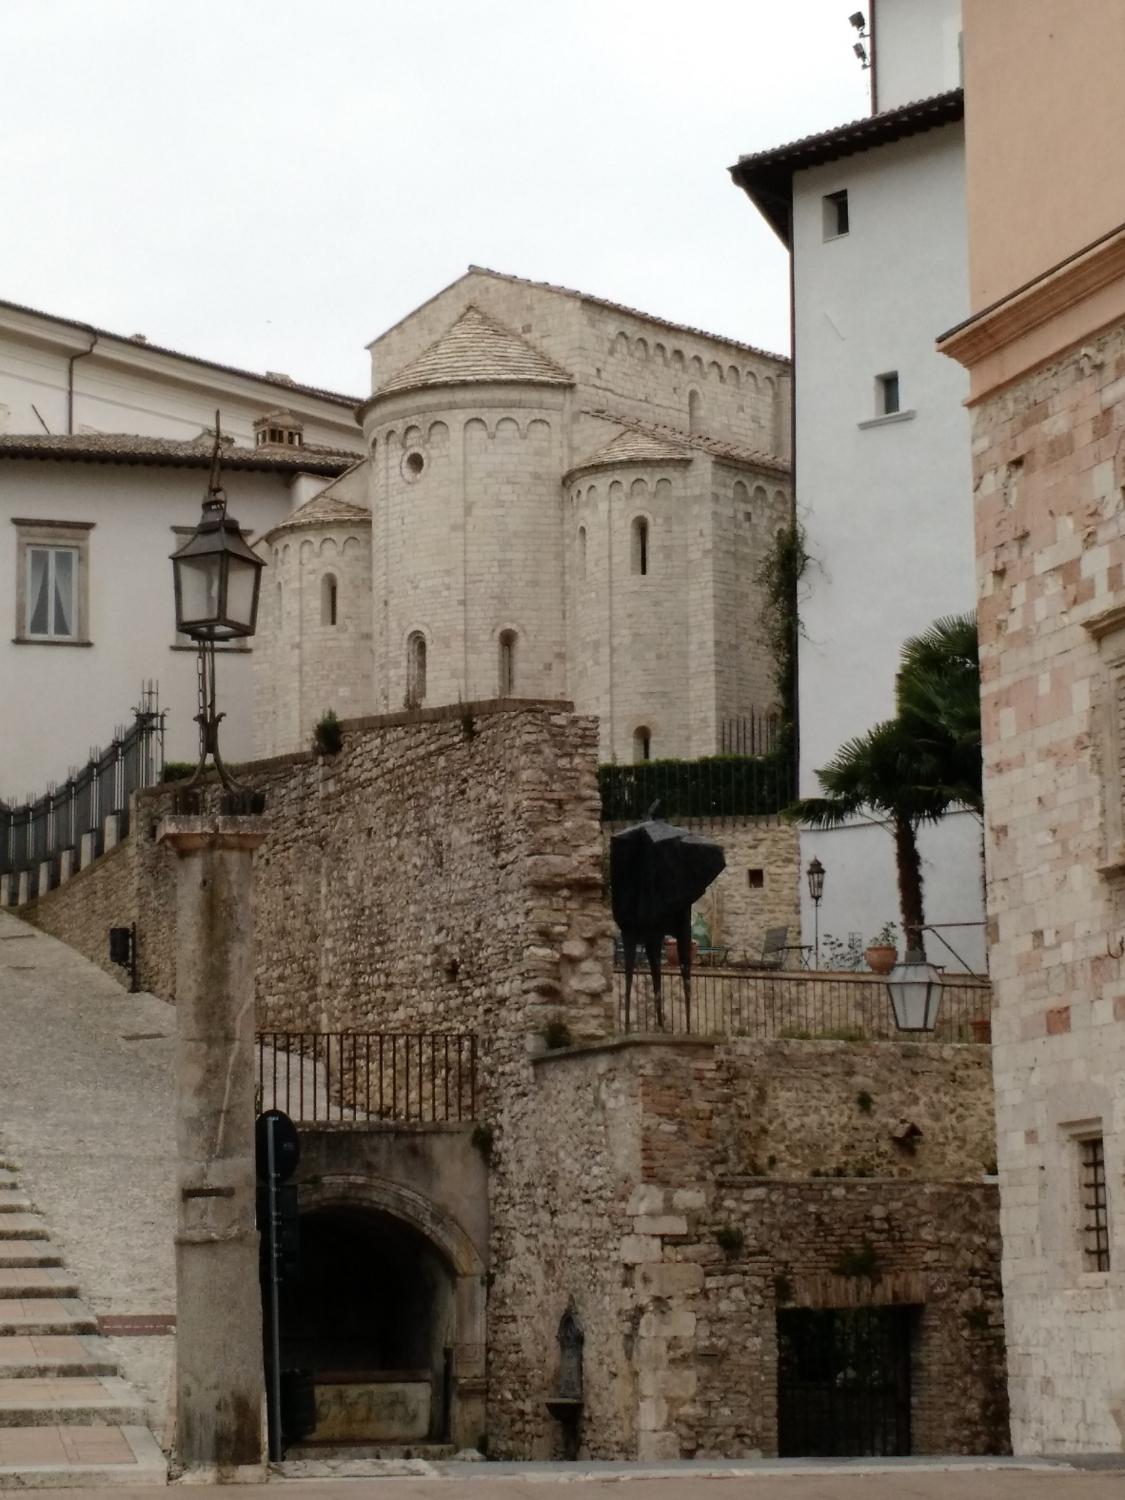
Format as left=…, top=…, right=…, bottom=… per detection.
left=281, top=1206, right=456, bottom=1445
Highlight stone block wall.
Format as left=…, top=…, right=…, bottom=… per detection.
left=972, top=318, right=1125, bottom=1452
left=20, top=837, right=137, bottom=985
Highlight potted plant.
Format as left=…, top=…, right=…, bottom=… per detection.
left=865, top=922, right=898, bottom=975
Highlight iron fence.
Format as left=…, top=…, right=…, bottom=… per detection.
left=256, top=1031, right=479, bottom=1125
left=0, top=684, right=165, bottom=895
left=614, top=966, right=990, bottom=1043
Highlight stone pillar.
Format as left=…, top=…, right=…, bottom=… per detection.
left=0, top=873, right=11, bottom=906
left=17, top=871, right=29, bottom=907
left=80, top=831, right=96, bottom=869
left=59, top=849, right=74, bottom=884
left=158, top=815, right=266, bottom=1475
left=103, top=813, right=120, bottom=851
left=37, top=861, right=52, bottom=896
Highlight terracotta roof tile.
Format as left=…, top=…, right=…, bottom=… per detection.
left=564, top=427, right=693, bottom=481
left=376, top=305, right=573, bottom=399
left=0, top=432, right=358, bottom=476
left=265, top=491, right=371, bottom=539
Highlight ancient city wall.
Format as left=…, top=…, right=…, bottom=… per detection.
left=20, top=836, right=137, bottom=984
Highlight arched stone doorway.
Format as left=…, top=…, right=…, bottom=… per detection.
left=288, top=1175, right=485, bottom=1449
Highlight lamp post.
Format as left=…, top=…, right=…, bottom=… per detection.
left=806, top=856, right=825, bottom=970
left=170, top=414, right=265, bottom=808
left=160, top=413, right=268, bottom=1474
left=886, top=948, right=944, bottom=1032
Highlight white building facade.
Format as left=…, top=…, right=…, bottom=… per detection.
left=732, top=0, right=986, bottom=972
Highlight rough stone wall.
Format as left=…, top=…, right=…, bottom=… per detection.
left=973, top=318, right=1125, bottom=1452
left=503, top=1037, right=1006, bottom=1459
left=20, top=838, right=137, bottom=985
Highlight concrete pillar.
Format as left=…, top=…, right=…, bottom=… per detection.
left=17, top=871, right=29, bottom=907
left=0, top=874, right=11, bottom=906
left=158, top=815, right=267, bottom=1476
left=103, top=813, right=120, bottom=851
left=59, top=849, right=74, bottom=884
left=80, top=831, right=96, bottom=869
left=37, top=861, right=52, bottom=896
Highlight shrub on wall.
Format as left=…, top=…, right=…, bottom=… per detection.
left=598, top=752, right=793, bottom=823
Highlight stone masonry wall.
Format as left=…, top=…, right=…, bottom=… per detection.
left=500, top=1035, right=1005, bottom=1459
left=21, top=838, right=137, bottom=986
left=973, top=317, right=1125, bottom=1452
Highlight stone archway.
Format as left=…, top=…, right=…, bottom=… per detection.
left=291, top=1174, right=486, bottom=1450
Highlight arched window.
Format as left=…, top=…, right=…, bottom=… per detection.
left=631, top=517, right=650, bottom=577
left=320, top=573, right=338, bottom=626
left=633, top=726, right=652, bottom=763
left=498, top=630, right=517, bottom=696
left=688, top=389, right=702, bottom=433
left=577, top=525, right=587, bottom=579
left=406, top=631, right=427, bottom=706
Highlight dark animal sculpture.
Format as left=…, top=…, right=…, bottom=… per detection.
left=610, top=806, right=725, bottom=1031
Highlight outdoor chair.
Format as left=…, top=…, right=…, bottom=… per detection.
left=743, top=925, right=812, bottom=971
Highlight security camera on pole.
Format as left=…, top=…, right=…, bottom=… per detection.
left=160, top=416, right=269, bottom=1475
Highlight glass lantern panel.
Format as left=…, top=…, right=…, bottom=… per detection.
left=225, top=556, right=258, bottom=632
left=177, top=555, right=221, bottom=626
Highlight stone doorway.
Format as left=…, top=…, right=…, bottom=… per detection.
left=283, top=1204, right=456, bottom=1445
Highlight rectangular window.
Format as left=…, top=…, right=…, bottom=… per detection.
left=27, top=546, right=78, bottom=639
left=1080, top=1136, right=1110, bottom=1272
left=877, top=372, right=901, bottom=416
left=823, top=190, right=849, bottom=239
left=12, top=519, right=92, bottom=645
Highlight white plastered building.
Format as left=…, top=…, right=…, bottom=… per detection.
left=731, top=0, right=986, bottom=972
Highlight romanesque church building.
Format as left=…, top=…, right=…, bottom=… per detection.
left=254, top=267, right=792, bottom=763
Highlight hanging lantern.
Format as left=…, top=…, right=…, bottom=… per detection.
left=886, top=948, right=944, bottom=1032
left=171, top=492, right=264, bottom=642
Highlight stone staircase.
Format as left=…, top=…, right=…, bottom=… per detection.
left=0, top=1158, right=166, bottom=1486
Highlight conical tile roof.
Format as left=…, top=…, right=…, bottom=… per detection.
left=266, top=490, right=371, bottom=540
left=377, top=305, right=573, bottom=398
left=566, top=427, right=693, bottom=480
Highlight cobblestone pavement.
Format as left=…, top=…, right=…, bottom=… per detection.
left=0, top=911, right=177, bottom=1440
left=11, top=1458, right=1125, bottom=1497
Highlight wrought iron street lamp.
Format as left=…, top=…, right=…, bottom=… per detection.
left=885, top=947, right=944, bottom=1032
left=806, top=856, right=825, bottom=969
left=170, top=416, right=265, bottom=801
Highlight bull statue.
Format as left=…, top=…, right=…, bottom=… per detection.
left=610, top=804, right=725, bottom=1031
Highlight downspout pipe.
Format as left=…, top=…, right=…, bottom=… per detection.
left=67, top=332, right=98, bottom=434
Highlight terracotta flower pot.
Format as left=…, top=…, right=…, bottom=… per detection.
left=865, top=944, right=897, bottom=976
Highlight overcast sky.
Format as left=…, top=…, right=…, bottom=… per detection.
left=2, top=0, right=870, bottom=397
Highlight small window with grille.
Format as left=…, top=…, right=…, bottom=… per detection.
left=1080, top=1135, right=1110, bottom=1272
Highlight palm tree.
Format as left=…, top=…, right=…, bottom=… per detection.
left=789, top=613, right=982, bottom=957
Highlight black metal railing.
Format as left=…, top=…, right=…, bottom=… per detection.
left=256, top=1031, right=479, bottom=1124
left=600, top=713, right=795, bottom=828
left=614, top=967, right=990, bottom=1043
left=0, top=684, right=165, bottom=897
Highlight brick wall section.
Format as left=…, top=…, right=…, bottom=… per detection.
left=507, top=1037, right=1006, bottom=1460
left=20, top=838, right=137, bottom=986
left=972, top=319, right=1125, bottom=1452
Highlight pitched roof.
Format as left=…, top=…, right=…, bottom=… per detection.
left=582, top=409, right=789, bottom=477
left=374, top=305, right=573, bottom=401
left=0, top=295, right=362, bottom=408
left=0, top=432, right=358, bottom=476
left=265, top=491, right=371, bottom=540
left=564, top=426, right=693, bottom=482
left=730, top=89, right=965, bottom=243
left=369, top=269, right=789, bottom=366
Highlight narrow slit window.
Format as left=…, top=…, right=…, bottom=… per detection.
left=631, top=517, right=650, bottom=577
left=877, top=372, right=901, bottom=416
left=499, top=630, right=517, bottom=696
left=321, top=573, right=338, bottom=627
left=406, top=631, right=427, bottom=706
left=577, top=526, right=587, bottom=579
left=633, top=726, right=652, bottom=763
left=1081, top=1136, right=1110, bottom=1271
left=823, top=189, right=849, bottom=238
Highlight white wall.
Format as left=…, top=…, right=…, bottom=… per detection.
left=793, top=123, right=984, bottom=970
left=0, top=462, right=298, bottom=796
left=873, top=0, right=962, bottom=111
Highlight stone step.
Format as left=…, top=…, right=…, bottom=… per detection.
left=0, top=1338, right=117, bottom=1380
left=0, top=1247, right=62, bottom=1271
left=0, top=1200, right=33, bottom=1216
left=0, top=1377, right=144, bottom=1428
left=0, top=1424, right=167, bottom=1487
left=0, top=1303, right=96, bottom=1338
left=0, top=1270, right=79, bottom=1300
left=0, top=1219, right=48, bottom=1242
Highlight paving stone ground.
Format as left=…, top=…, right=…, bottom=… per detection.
left=0, top=913, right=177, bottom=1442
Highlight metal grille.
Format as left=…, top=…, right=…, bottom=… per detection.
left=1081, top=1136, right=1110, bottom=1272
left=777, top=1307, right=913, bottom=1458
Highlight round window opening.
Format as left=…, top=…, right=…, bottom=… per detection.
left=404, top=451, right=425, bottom=479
